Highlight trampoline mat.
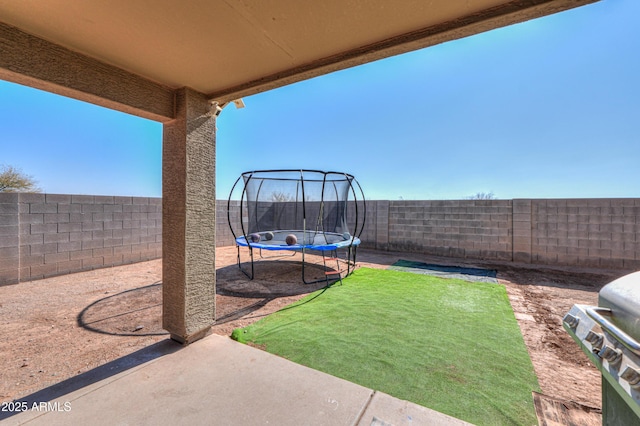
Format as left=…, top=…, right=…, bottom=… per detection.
left=389, top=259, right=498, bottom=284
left=236, top=230, right=359, bottom=251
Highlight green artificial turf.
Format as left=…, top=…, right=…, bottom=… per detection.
left=232, top=268, right=540, bottom=425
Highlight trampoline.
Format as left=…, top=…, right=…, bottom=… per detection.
left=227, top=170, right=365, bottom=284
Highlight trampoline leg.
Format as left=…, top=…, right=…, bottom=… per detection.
left=331, top=250, right=343, bottom=286
left=301, top=248, right=307, bottom=284
left=249, top=248, right=254, bottom=279
left=236, top=245, right=255, bottom=280
left=301, top=247, right=311, bottom=285
left=346, top=246, right=358, bottom=277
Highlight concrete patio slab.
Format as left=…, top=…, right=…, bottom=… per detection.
left=359, top=391, right=472, bottom=426
left=4, top=334, right=470, bottom=425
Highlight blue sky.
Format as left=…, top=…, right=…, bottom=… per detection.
left=1, top=0, right=638, bottom=200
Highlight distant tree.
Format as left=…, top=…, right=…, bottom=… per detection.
left=0, top=164, right=42, bottom=193
left=270, top=191, right=294, bottom=202
left=466, top=191, right=496, bottom=200
left=269, top=191, right=311, bottom=202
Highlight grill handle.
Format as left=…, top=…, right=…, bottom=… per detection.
left=587, top=307, right=640, bottom=356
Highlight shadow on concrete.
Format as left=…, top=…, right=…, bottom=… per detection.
left=0, top=339, right=181, bottom=421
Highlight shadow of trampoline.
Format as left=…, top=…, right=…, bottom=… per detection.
left=216, top=259, right=338, bottom=298
left=77, top=263, right=332, bottom=337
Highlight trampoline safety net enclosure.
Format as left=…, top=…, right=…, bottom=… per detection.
left=227, top=170, right=365, bottom=284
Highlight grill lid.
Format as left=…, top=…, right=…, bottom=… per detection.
left=599, top=271, right=640, bottom=342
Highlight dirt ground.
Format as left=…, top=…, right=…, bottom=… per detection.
left=0, top=246, right=622, bottom=422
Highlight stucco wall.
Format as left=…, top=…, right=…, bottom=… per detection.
left=2, top=194, right=639, bottom=285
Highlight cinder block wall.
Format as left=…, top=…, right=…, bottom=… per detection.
left=3, top=194, right=640, bottom=285
left=347, top=200, right=377, bottom=249
left=0, top=193, right=20, bottom=285
left=529, top=199, right=640, bottom=269
left=217, top=200, right=241, bottom=247
left=382, top=200, right=513, bottom=260
left=361, top=198, right=640, bottom=271
left=225, top=198, right=640, bottom=271
left=0, top=193, right=162, bottom=285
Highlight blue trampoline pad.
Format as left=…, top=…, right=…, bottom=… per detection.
left=236, top=230, right=361, bottom=252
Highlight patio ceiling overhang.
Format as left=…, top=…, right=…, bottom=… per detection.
left=0, top=0, right=597, bottom=122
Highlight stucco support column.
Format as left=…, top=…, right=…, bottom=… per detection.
left=162, top=87, right=216, bottom=344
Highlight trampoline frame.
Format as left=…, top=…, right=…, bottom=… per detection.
left=227, top=169, right=366, bottom=284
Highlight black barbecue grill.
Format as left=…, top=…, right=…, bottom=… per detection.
left=564, top=271, right=640, bottom=425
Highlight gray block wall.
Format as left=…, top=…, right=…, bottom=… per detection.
left=0, top=193, right=162, bottom=285
left=0, top=193, right=20, bottom=285
left=224, top=197, right=640, bottom=271
left=361, top=198, right=640, bottom=271
left=217, top=200, right=242, bottom=247
left=529, top=199, right=640, bottom=269
left=3, top=194, right=640, bottom=286
left=382, top=200, right=513, bottom=260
